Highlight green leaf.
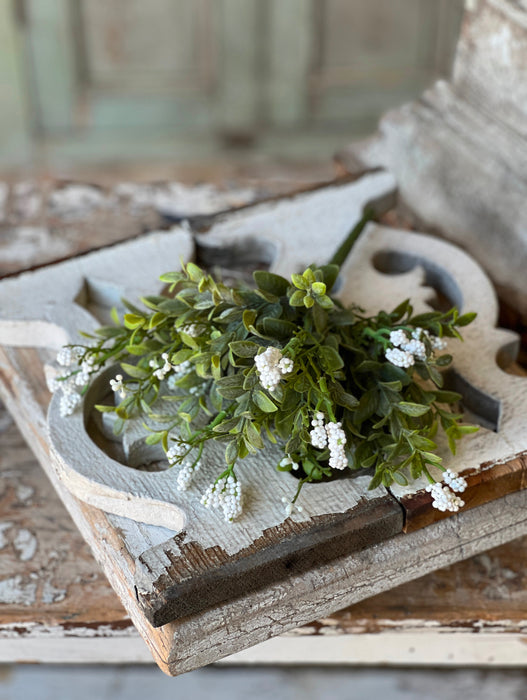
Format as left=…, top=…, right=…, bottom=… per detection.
left=434, top=390, right=462, bottom=404
left=245, top=421, right=264, bottom=449
left=311, top=282, right=326, bottom=296
left=123, top=313, right=145, bottom=330
left=319, top=264, right=339, bottom=292
left=289, top=290, right=306, bottom=307
left=435, top=354, right=453, bottom=367
left=253, top=391, right=278, bottom=412
left=392, top=470, right=409, bottom=486
left=397, top=402, right=430, bottom=417
left=95, top=404, right=116, bottom=413
left=320, top=346, right=344, bottom=372
left=253, top=270, right=289, bottom=297
left=303, top=295, right=315, bottom=308
left=457, top=311, right=477, bottom=327
left=225, top=439, right=239, bottom=465
left=428, top=365, right=444, bottom=387
left=186, top=262, right=205, bottom=283
left=262, top=317, right=297, bottom=339
left=121, top=362, right=149, bottom=380
left=291, top=273, right=307, bottom=290
left=229, top=340, right=259, bottom=358
left=242, top=309, right=257, bottom=331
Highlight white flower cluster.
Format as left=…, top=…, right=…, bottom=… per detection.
left=59, top=391, right=81, bottom=417
left=57, top=346, right=83, bottom=367
left=426, top=470, right=467, bottom=512
left=254, top=347, right=294, bottom=391
left=279, top=454, right=299, bottom=471
left=385, top=327, right=447, bottom=368
left=166, top=360, right=192, bottom=390
left=149, top=352, right=174, bottom=381
left=309, top=413, right=348, bottom=470
left=176, top=459, right=201, bottom=491
left=443, top=468, right=468, bottom=493
left=51, top=345, right=102, bottom=416
left=200, top=475, right=243, bottom=522
left=110, top=374, right=126, bottom=399
left=166, top=442, right=187, bottom=464
left=310, top=412, right=327, bottom=448
left=281, top=496, right=304, bottom=518
left=181, top=323, right=204, bottom=338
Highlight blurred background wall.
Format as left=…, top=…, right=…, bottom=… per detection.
left=0, top=0, right=464, bottom=179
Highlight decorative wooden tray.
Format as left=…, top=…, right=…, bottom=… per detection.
left=1, top=172, right=527, bottom=675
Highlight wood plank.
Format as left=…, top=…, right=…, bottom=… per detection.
left=3, top=396, right=527, bottom=669
left=0, top=174, right=404, bottom=632
left=0, top=0, right=32, bottom=166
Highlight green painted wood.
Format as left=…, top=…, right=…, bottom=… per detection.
left=267, top=0, right=313, bottom=127
left=216, top=0, right=259, bottom=131
left=0, top=0, right=32, bottom=164
left=26, top=0, right=77, bottom=132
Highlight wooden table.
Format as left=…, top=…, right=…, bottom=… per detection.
left=1, top=177, right=527, bottom=668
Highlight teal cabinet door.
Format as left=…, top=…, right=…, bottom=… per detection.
left=4, top=0, right=463, bottom=164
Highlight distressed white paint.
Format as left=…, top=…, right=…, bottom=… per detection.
left=2, top=628, right=527, bottom=668
left=13, top=528, right=37, bottom=562
left=0, top=575, right=37, bottom=606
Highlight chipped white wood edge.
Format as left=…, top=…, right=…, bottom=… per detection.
left=3, top=629, right=527, bottom=668
left=336, top=0, right=527, bottom=315
left=0, top=225, right=194, bottom=348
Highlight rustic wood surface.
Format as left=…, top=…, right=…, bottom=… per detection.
left=336, top=0, right=527, bottom=320
left=2, top=393, right=527, bottom=667
left=2, top=174, right=527, bottom=674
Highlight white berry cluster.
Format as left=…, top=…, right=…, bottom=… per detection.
left=176, top=459, right=201, bottom=491
left=166, top=360, right=192, bottom=390
left=254, top=347, right=294, bottom=391
left=385, top=327, right=447, bottom=368
left=326, top=421, right=347, bottom=470
left=200, top=475, right=243, bottom=522
left=279, top=454, right=299, bottom=471
left=149, top=352, right=174, bottom=381
left=443, top=468, right=468, bottom=493
left=180, top=323, right=204, bottom=338
left=51, top=345, right=102, bottom=416
left=109, top=374, right=126, bottom=399
left=310, top=413, right=348, bottom=470
left=281, top=496, right=304, bottom=517
left=166, top=442, right=187, bottom=464
left=59, top=391, right=81, bottom=417
left=75, top=354, right=101, bottom=386
left=426, top=470, right=467, bottom=512
left=56, top=345, right=83, bottom=367
left=310, top=412, right=328, bottom=448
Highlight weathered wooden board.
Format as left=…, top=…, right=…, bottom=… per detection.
left=3, top=395, right=527, bottom=668
left=336, top=0, right=527, bottom=319
left=2, top=173, right=527, bottom=674
left=0, top=173, right=404, bottom=629
left=2, top=346, right=527, bottom=675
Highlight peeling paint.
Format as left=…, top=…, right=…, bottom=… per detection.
left=0, top=522, right=13, bottom=550
left=13, top=528, right=37, bottom=562
left=15, top=483, right=34, bottom=503
left=0, top=575, right=37, bottom=605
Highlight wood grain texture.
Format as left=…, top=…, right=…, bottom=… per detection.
left=3, top=397, right=527, bottom=668
left=2, top=174, right=527, bottom=674
left=336, top=0, right=527, bottom=317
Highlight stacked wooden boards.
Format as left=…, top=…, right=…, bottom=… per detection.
left=1, top=173, right=527, bottom=674
left=3, top=395, right=527, bottom=668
